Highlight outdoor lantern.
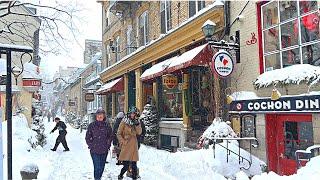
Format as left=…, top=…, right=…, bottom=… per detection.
left=271, top=88, right=281, bottom=101
left=226, top=95, right=233, bottom=104
left=202, top=20, right=216, bottom=39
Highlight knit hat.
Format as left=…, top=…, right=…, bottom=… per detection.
left=96, top=108, right=106, bottom=115
left=116, top=112, right=125, bottom=119
left=128, top=106, right=139, bottom=115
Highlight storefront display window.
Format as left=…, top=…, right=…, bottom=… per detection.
left=161, top=75, right=183, bottom=118
left=284, top=121, right=314, bottom=160
left=261, top=1, right=320, bottom=72
left=106, top=94, right=112, bottom=118
left=116, top=92, right=124, bottom=114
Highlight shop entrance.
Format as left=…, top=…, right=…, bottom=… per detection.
left=266, top=114, right=313, bottom=175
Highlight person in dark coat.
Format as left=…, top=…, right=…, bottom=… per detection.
left=86, top=108, right=113, bottom=180
left=50, top=117, right=69, bottom=151
left=137, top=119, right=146, bottom=149
left=113, top=112, right=125, bottom=165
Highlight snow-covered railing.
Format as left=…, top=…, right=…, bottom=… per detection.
left=210, top=137, right=259, bottom=170
left=295, top=145, right=320, bottom=169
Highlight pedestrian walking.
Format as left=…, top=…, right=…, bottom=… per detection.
left=50, top=117, right=70, bottom=152
left=117, top=107, right=142, bottom=180
left=112, top=111, right=125, bottom=165
left=85, top=108, right=113, bottom=180
left=47, top=110, right=52, bottom=122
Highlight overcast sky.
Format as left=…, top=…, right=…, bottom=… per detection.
left=38, top=0, right=102, bottom=79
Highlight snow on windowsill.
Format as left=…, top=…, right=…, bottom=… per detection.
left=254, top=64, right=320, bottom=89
left=100, top=3, right=222, bottom=76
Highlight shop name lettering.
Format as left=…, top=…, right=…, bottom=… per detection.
left=163, top=79, right=177, bottom=84
left=217, top=66, right=231, bottom=73
left=247, top=99, right=320, bottom=111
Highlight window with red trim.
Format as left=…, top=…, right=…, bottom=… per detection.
left=259, top=1, right=320, bottom=72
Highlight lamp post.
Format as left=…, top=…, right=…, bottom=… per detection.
left=0, top=44, right=33, bottom=180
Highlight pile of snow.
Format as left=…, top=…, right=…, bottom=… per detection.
left=201, top=117, right=237, bottom=139
left=252, top=156, right=320, bottom=180
left=231, top=91, right=259, bottom=101
left=254, top=64, right=320, bottom=89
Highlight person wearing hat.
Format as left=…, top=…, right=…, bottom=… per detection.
left=117, top=107, right=142, bottom=180
left=86, top=108, right=113, bottom=180
left=50, top=117, right=69, bottom=152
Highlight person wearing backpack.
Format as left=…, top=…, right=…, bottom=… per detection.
left=86, top=108, right=113, bottom=180
left=50, top=117, right=70, bottom=152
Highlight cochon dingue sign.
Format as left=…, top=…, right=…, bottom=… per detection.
left=229, top=95, right=320, bottom=113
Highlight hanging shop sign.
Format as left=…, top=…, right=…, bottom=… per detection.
left=85, top=93, right=95, bottom=102
left=0, top=76, right=6, bottom=85
left=22, top=79, right=41, bottom=87
left=162, top=74, right=178, bottom=89
left=68, top=100, right=76, bottom=107
left=211, top=50, right=234, bottom=78
left=229, top=95, right=320, bottom=113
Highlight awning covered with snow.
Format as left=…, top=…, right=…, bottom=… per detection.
left=141, top=44, right=212, bottom=81
left=140, top=57, right=174, bottom=81
left=96, top=77, right=123, bottom=95
left=0, top=85, right=21, bottom=94
left=166, top=44, right=212, bottom=73
left=22, top=62, right=41, bottom=80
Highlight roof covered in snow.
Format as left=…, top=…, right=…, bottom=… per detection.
left=254, top=64, right=320, bottom=89
left=231, top=91, right=259, bottom=101
left=22, top=62, right=41, bottom=80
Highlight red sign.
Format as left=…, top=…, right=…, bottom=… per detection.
left=23, top=79, right=41, bottom=87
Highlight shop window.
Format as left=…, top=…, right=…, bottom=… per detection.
left=284, top=121, right=314, bottom=160
left=160, top=0, right=172, bottom=34
left=106, top=94, right=112, bottom=118
left=260, top=1, right=320, bottom=72
left=116, top=92, right=124, bottom=114
left=161, top=75, right=183, bottom=118
left=241, top=115, right=256, bottom=138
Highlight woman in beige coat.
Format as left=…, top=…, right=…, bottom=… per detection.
left=117, top=107, right=142, bottom=180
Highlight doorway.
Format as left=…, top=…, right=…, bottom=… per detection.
left=266, top=114, right=313, bottom=175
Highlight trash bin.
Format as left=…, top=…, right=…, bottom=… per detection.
left=20, top=164, right=39, bottom=179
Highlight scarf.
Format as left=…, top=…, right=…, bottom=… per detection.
left=123, top=116, right=135, bottom=126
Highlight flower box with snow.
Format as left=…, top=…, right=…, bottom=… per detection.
left=20, top=163, right=39, bottom=179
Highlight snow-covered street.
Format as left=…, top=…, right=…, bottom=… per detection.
left=2, top=114, right=265, bottom=179
left=2, top=114, right=320, bottom=179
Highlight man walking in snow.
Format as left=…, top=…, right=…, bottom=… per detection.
left=50, top=117, right=70, bottom=151
left=86, top=108, right=113, bottom=180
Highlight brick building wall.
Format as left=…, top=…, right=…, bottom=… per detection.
left=101, top=1, right=216, bottom=71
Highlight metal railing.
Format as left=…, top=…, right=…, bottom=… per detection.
left=295, top=145, right=320, bottom=169
left=210, top=137, right=259, bottom=170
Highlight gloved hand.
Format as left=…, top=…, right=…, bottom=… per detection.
left=133, top=119, right=140, bottom=126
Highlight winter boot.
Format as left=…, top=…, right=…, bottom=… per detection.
left=50, top=148, right=56, bottom=151
left=118, top=175, right=123, bottom=180
left=63, top=149, right=70, bottom=152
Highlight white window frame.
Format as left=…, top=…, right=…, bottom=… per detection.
left=138, top=11, right=149, bottom=46
left=160, top=0, right=172, bottom=33
left=261, top=0, right=320, bottom=72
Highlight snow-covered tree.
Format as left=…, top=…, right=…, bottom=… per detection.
left=28, top=101, right=47, bottom=148
left=139, top=104, right=159, bottom=146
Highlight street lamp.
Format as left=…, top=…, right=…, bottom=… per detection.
left=202, top=20, right=216, bottom=41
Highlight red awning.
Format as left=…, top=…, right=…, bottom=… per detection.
left=166, top=44, right=213, bottom=73
left=140, top=44, right=212, bottom=81
left=96, top=77, right=123, bottom=95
